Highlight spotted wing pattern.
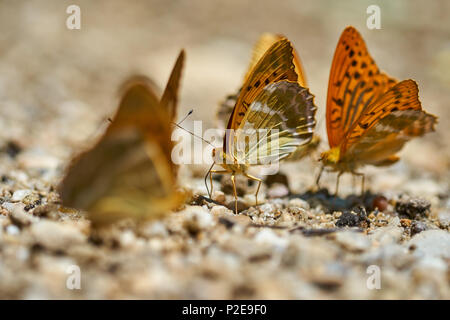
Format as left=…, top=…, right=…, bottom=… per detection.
left=326, top=26, right=397, bottom=148
left=342, top=80, right=437, bottom=164
left=225, top=39, right=298, bottom=154
left=244, top=33, right=307, bottom=87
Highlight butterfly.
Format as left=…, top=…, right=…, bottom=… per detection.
left=58, top=50, right=186, bottom=226
left=208, top=37, right=318, bottom=213
left=216, top=33, right=320, bottom=160
left=319, top=26, right=438, bottom=194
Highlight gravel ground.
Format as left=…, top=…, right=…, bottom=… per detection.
left=0, top=0, right=448, bottom=299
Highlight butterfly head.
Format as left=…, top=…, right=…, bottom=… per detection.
left=320, top=147, right=340, bottom=165
left=212, top=147, right=226, bottom=165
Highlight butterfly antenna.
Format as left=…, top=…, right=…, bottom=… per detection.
left=205, top=162, right=214, bottom=199
left=171, top=112, right=215, bottom=148
left=176, top=109, right=193, bottom=126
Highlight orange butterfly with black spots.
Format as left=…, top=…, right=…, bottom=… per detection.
left=209, top=37, right=318, bottom=213
left=319, top=26, right=437, bottom=194
left=216, top=33, right=321, bottom=161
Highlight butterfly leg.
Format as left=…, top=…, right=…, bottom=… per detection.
left=230, top=174, right=238, bottom=214
left=244, top=173, right=262, bottom=207
left=334, top=172, right=343, bottom=197
left=352, top=174, right=357, bottom=193
left=205, top=163, right=215, bottom=198
left=316, top=165, right=324, bottom=189
left=209, top=169, right=229, bottom=199
left=352, top=171, right=365, bottom=196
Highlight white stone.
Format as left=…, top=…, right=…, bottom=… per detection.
left=254, top=229, right=288, bottom=250
left=408, top=229, right=450, bottom=259
left=211, top=190, right=226, bottom=204
left=6, top=224, right=20, bottom=235
left=437, top=209, right=450, bottom=228
left=30, top=220, right=86, bottom=250
left=415, top=256, right=447, bottom=271
left=369, top=217, right=403, bottom=245
left=334, top=231, right=372, bottom=252
left=120, top=230, right=137, bottom=247
left=182, top=205, right=215, bottom=229
left=142, top=221, right=168, bottom=238
left=2, top=202, right=15, bottom=212
left=288, top=198, right=310, bottom=210
left=11, top=189, right=32, bottom=202
left=210, top=205, right=232, bottom=216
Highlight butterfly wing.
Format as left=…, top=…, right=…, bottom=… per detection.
left=59, top=74, right=183, bottom=225
left=217, top=34, right=306, bottom=131
left=285, top=134, right=321, bottom=161
left=233, top=81, right=317, bottom=165
left=160, top=50, right=185, bottom=120
left=225, top=38, right=298, bottom=155
left=244, top=33, right=307, bottom=87
left=59, top=129, right=180, bottom=225
left=341, top=80, right=437, bottom=165
left=326, top=26, right=397, bottom=148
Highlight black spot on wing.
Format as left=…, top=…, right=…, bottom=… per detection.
left=359, top=122, right=369, bottom=129
left=333, top=98, right=344, bottom=106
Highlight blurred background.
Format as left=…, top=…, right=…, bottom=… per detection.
left=0, top=0, right=448, bottom=181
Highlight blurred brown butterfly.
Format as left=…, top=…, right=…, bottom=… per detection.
left=319, top=27, right=437, bottom=194
left=209, top=37, right=317, bottom=213
left=216, top=33, right=321, bottom=161
left=58, top=50, right=186, bottom=226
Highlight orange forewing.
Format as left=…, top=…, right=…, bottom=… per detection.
left=225, top=39, right=297, bottom=153
left=326, top=26, right=396, bottom=148
left=244, top=33, right=307, bottom=87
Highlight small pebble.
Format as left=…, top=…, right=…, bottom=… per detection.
left=400, top=218, right=411, bottom=228
left=9, top=204, right=36, bottom=227
left=267, top=183, right=289, bottom=198
left=411, top=221, right=427, bottom=236
left=334, top=231, right=371, bottom=252
left=408, top=230, right=450, bottom=259
left=11, top=190, right=32, bottom=202
left=396, top=197, right=431, bottom=218
left=373, top=195, right=388, bottom=211
left=437, top=210, right=449, bottom=228
left=226, top=199, right=249, bottom=213
left=30, top=220, right=86, bottom=250
left=288, top=198, right=310, bottom=210
left=6, top=224, right=20, bottom=235
left=212, top=191, right=226, bottom=204
left=182, top=206, right=215, bottom=235
left=210, top=205, right=232, bottom=216
left=254, top=229, right=288, bottom=250
left=336, top=210, right=365, bottom=227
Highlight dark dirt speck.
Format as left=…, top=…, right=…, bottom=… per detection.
left=396, top=198, right=431, bottom=218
